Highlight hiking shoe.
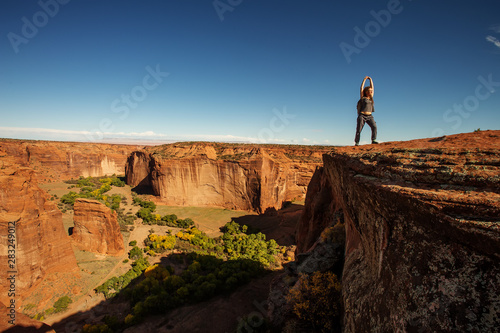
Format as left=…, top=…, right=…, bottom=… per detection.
left=372, top=140, right=379, bottom=144
left=355, top=142, right=360, bottom=146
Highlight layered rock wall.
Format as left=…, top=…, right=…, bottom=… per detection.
left=0, top=139, right=139, bottom=183
left=295, top=166, right=337, bottom=254
left=294, top=131, right=500, bottom=332
left=126, top=143, right=327, bottom=212
left=72, top=198, right=124, bottom=256
left=0, top=166, right=79, bottom=306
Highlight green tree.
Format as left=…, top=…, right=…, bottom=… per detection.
left=129, top=246, right=143, bottom=260
left=53, top=296, right=72, bottom=313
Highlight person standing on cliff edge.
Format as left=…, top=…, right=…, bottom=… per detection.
left=355, top=76, right=378, bottom=146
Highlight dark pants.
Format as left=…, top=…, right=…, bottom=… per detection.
left=355, top=114, right=377, bottom=144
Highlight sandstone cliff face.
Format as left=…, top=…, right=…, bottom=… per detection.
left=0, top=139, right=140, bottom=183
left=292, top=130, right=500, bottom=332
left=126, top=142, right=327, bottom=212
left=0, top=164, right=79, bottom=306
left=72, top=198, right=124, bottom=256
left=295, top=166, right=337, bottom=254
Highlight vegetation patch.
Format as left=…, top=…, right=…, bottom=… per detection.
left=93, top=220, right=283, bottom=329
left=133, top=196, right=195, bottom=228
left=31, top=296, right=73, bottom=321
left=95, top=248, right=150, bottom=299
left=59, top=176, right=135, bottom=226
left=286, top=271, right=342, bottom=333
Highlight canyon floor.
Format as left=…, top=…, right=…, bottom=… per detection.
left=35, top=180, right=302, bottom=332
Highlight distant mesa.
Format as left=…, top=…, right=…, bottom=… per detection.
left=0, top=138, right=140, bottom=183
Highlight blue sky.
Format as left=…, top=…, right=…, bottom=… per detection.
left=0, top=0, right=499, bottom=146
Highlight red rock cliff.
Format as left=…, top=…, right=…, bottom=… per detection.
left=126, top=142, right=328, bottom=212
left=0, top=139, right=140, bottom=183
left=72, top=198, right=124, bottom=256
left=294, top=131, right=500, bottom=332
left=0, top=164, right=79, bottom=306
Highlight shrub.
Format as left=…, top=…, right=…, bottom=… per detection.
left=145, top=234, right=176, bottom=253
left=61, top=191, right=79, bottom=205
left=82, top=323, right=113, bottom=333
left=136, top=207, right=153, bottom=223
left=95, top=257, right=149, bottom=299
left=53, top=296, right=72, bottom=313
left=60, top=176, right=125, bottom=210
left=129, top=246, right=143, bottom=260
left=124, top=313, right=139, bottom=326
left=133, top=197, right=156, bottom=211
left=286, top=271, right=342, bottom=332
left=220, top=220, right=247, bottom=234
left=77, top=177, right=95, bottom=188
left=320, top=221, right=345, bottom=245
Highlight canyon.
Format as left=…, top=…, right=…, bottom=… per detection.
left=1, top=131, right=499, bottom=332
left=0, top=139, right=138, bottom=324
left=0, top=138, right=326, bottom=330
left=125, top=142, right=329, bottom=212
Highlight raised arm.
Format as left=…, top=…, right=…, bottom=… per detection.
left=360, top=76, right=368, bottom=98
left=360, top=76, right=374, bottom=98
